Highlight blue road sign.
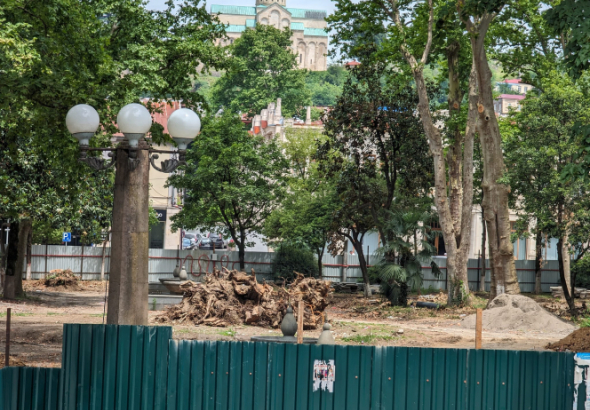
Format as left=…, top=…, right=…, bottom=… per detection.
left=62, top=232, right=72, bottom=242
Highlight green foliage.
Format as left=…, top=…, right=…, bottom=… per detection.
left=0, top=0, right=227, bottom=239
left=211, top=24, right=310, bottom=116
left=371, top=211, right=440, bottom=306
left=545, top=1, right=590, bottom=79
left=573, top=255, right=590, bottom=289
left=169, top=112, right=288, bottom=267
left=305, top=65, right=348, bottom=106
left=271, top=244, right=319, bottom=282
left=503, top=73, right=590, bottom=262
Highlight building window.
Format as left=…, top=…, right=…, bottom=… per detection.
left=542, top=237, right=559, bottom=260
left=518, top=86, right=521, bottom=92
left=300, top=54, right=302, bottom=63
left=149, top=209, right=166, bottom=249
left=510, top=222, right=526, bottom=260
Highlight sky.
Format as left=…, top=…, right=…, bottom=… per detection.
left=146, top=0, right=337, bottom=14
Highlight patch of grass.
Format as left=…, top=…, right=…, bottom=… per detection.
left=89, top=313, right=105, bottom=318
left=576, top=316, right=590, bottom=328
left=0, top=312, right=34, bottom=317
left=219, top=328, right=237, bottom=338
left=46, top=312, right=62, bottom=316
left=342, top=333, right=398, bottom=345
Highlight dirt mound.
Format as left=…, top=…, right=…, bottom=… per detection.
left=156, top=269, right=331, bottom=329
left=546, top=327, right=590, bottom=352
left=44, top=269, right=80, bottom=288
left=460, top=294, right=575, bottom=333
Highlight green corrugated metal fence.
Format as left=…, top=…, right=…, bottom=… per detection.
left=166, top=340, right=575, bottom=410
left=60, top=324, right=172, bottom=410
left=0, top=324, right=583, bottom=409
left=0, top=367, right=61, bottom=410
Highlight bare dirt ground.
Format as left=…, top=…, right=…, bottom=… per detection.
left=0, top=281, right=580, bottom=369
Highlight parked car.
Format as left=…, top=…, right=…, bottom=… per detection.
left=207, top=233, right=226, bottom=249
left=182, top=237, right=192, bottom=250
left=198, top=237, right=214, bottom=250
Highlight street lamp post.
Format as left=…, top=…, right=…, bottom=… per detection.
left=66, top=103, right=200, bottom=325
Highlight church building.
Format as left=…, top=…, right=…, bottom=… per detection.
left=210, top=0, right=329, bottom=71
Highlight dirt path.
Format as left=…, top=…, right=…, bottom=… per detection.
left=0, top=290, right=575, bottom=369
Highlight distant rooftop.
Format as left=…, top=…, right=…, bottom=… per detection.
left=210, top=4, right=327, bottom=19
left=497, top=94, right=526, bottom=100
left=502, top=79, right=522, bottom=84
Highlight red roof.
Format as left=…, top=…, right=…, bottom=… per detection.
left=502, top=79, right=522, bottom=84
left=497, top=94, right=526, bottom=100
left=345, top=61, right=361, bottom=66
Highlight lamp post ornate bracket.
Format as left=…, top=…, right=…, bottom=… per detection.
left=79, top=149, right=116, bottom=171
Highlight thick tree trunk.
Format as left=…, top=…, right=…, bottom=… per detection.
left=238, top=230, right=246, bottom=271
left=469, top=16, right=519, bottom=299
left=561, top=232, right=571, bottom=292
left=557, top=236, right=576, bottom=314
left=317, top=246, right=325, bottom=278
left=100, top=240, right=108, bottom=281
left=0, top=225, right=6, bottom=294
left=351, top=239, right=372, bottom=298
left=4, top=219, right=29, bottom=299
left=480, top=215, right=486, bottom=292
left=25, top=228, right=32, bottom=281
left=534, top=231, right=543, bottom=294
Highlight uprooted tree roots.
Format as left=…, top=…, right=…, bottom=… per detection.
left=155, top=269, right=331, bottom=329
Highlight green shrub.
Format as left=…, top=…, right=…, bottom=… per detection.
left=271, top=245, right=319, bottom=282
left=573, top=255, right=590, bottom=288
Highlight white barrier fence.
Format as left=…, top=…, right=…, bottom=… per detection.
left=16, top=245, right=562, bottom=292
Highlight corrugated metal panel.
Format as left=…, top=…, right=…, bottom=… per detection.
left=60, top=324, right=172, bottom=410
left=246, top=19, right=255, bottom=27
left=290, top=22, right=304, bottom=30
left=0, top=367, right=61, bottom=410
left=165, top=340, right=577, bottom=410
left=287, top=8, right=327, bottom=19
left=1, top=325, right=584, bottom=409
left=226, top=24, right=247, bottom=33
left=210, top=4, right=256, bottom=15
left=304, top=27, right=328, bottom=37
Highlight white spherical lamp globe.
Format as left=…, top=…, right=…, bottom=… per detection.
left=65, top=104, right=100, bottom=146
left=167, top=108, right=201, bottom=150
left=117, top=103, right=152, bottom=147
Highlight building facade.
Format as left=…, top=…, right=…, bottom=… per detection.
left=211, top=0, right=329, bottom=71
left=493, top=79, right=533, bottom=116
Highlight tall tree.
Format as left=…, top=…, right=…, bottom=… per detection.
left=319, top=60, right=433, bottom=297
left=328, top=0, right=485, bottom=301
left=169, top=113, right=289, bottom=269
left=502, top=74, right=590, bottom=314
left=211, top=24, right=310, bottom=116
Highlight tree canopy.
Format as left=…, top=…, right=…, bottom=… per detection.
left=169, top=112, right=289, bottom=269
left=211, top=24, right=310, bottom=116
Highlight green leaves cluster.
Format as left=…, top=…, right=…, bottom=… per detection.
left=169, top=112, right=289, bottom=268
left=211, top=24, right=310, bottom=116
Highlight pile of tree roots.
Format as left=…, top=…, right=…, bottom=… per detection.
left=44, top=269, right=79, bottom=287
left=156, top=269, right=331, bottom=329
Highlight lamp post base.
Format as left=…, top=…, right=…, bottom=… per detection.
left=107, top=141, right=150, bottom=325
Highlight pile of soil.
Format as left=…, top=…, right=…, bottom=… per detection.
left=44, top=269, right=80, bottom=289
left=156, top=269, right=331, bottom=329
left=460, top=294, right=575, bottom=333
left=546, top=327, right=590, bottom=352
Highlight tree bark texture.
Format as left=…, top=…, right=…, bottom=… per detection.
left=480, top=215, right=486, bottom=292
left=25, top=228, right=32, bottom=281
left=107, top=142, right=149, bottom=325
left=557, top=236, right=576, bottom=313
left=466, top=14, right=519, bottom=299
left=351, top=239, right=372, bottom=298
left=534, top=231, right=543, bottom=294
left=4, top=219, right=30, bottom=299
left=238, top=230, right=246, bottom=271
left=100, top=240, right=108, bottom=282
